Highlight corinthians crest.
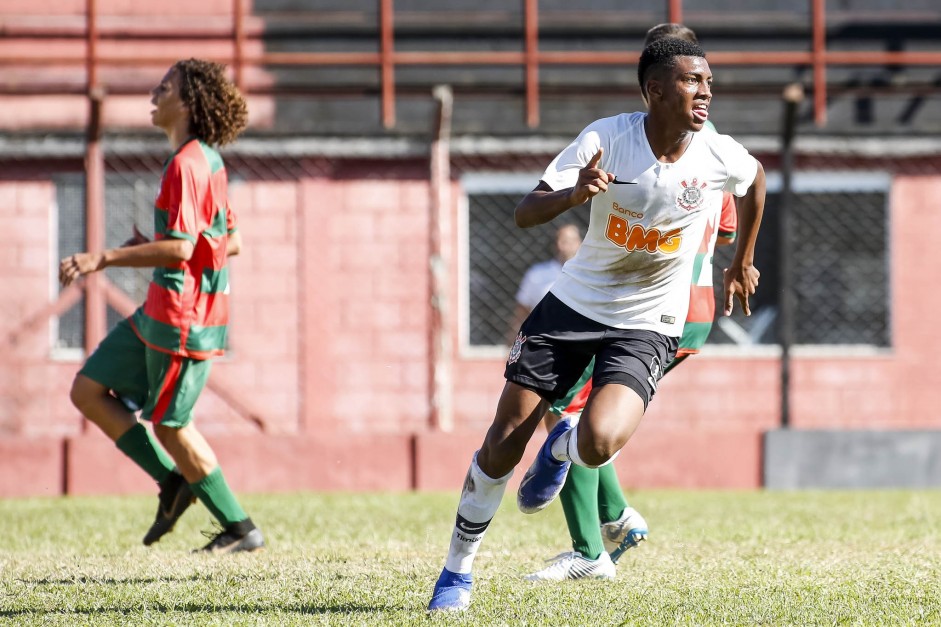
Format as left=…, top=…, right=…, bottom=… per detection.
left=677, top=177, right=708, bottom=211
left=507, top=332, right=526, bottom=365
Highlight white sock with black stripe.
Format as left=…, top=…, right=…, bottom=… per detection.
left=444, top=451, right=512, bottom=574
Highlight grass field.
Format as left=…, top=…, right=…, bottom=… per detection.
left=2, top=489, right=940, bottom=625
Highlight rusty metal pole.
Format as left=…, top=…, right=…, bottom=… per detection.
left=668, top=0, right=684, bottom=23
left=380, top=0, right=396, bottom=128
left=233, top=0, right=245, bottom=89
left=428, top=85, right=454, bottom=432
left=811, top=0, right=827, bottom=126
left=524, top=0, right=539, bottom=128
left=85, top=0, right=106, bottom=359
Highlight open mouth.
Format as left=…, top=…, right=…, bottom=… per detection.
left=692, top=105, right=709, bottom=122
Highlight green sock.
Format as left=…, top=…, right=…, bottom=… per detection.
left=597, top=463, right=630, bottom=524
left=559, top=464, right=606, bottom=559
left=114, top=423, right=175, bottom=483
left=190, top=467, right=248, bottom=527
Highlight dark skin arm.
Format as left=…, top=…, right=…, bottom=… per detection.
left=722, top=162, right=766, bottom=316
left=515, top=148, right=613, bottom=228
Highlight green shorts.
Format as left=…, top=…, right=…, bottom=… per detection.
left=78, top=318, right=212, bottom=428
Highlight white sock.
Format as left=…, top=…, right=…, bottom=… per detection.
left=444, top=451, right=511, bottom=574
left=550, top=424, right=619, bottom=469
left=549, top=427, right=574, bottom=462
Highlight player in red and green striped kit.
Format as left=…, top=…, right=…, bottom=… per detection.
left=60, top=58, right=263, bottom=553
left=525, top=23, right=737, bottom=581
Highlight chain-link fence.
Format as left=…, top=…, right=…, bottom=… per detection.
left=453, top=146, right=934, bottom=352
left=5, top=137, right=937, bottom=358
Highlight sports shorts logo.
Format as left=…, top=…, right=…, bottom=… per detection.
left=677, top=178, right=708, bottom=211
left=507, top=332, right=527, bottom=365
left=647, top=356, right=663, bottom=392
left=612, top=177, right=638, bottom=185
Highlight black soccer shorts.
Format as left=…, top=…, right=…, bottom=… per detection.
left=504, top=292, right=678, bottom=408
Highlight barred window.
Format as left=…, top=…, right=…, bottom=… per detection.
left=710, top=171, right=890, bottom=348
left=461, top=174, right=589, bottom=352
left=461, top=171, right=891, bottom=351
left=55, top=172, right=159, bottom=351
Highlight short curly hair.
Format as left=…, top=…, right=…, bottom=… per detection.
left=174, top=58, right=248, bottom=146
left=637, top=37, right=706, bottom=99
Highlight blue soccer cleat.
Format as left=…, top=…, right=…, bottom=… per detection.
left=517, top=417, right=574, bottom=514
left=427, top=568, right=473, bottom=612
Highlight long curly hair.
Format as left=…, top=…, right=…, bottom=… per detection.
left=174, top=58, right=248, bottom=146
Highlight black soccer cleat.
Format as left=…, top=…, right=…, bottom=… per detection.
left=143, top=470, right=196, bottom=546
left=197, top=518, right=265, bottom=554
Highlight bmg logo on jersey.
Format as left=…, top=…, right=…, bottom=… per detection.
left=604, top=214, right=682, bottom=254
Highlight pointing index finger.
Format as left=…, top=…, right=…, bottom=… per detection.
left=587, top=148, right=603, bottom=169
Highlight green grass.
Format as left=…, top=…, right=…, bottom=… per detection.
left=1, top=490, right=940, bottom=625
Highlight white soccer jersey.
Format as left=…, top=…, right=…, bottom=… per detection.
left=541, top=112, right=758, bottom=336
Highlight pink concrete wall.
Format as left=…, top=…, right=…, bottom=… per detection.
left=1, top=172, right=938, bottom=496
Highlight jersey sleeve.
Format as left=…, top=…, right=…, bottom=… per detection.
left=718, top=191, right=737, bottom=238
left=715, top=134, right=759, bottom=198
left=160, top=158, right=200, bottom=244
left=540, top=117, right=617, bottom=191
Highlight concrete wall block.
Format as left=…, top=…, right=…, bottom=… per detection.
left=209, top=433, right=413, bottom=492
left=0, top=437, right=63, bottom=497
left=765, top=429, right=941, bottom=488
left=65, top=433, right=157, bottom=496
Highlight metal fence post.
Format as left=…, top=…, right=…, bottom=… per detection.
left=778, top=83, right=804, bottom=428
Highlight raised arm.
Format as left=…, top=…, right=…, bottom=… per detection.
left=514, top=148, right=614, bottom=228
left=722, top=161, right=766, bottom=316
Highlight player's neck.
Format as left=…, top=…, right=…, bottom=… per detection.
left=643, top=115, right=693, bottom=163
left=162, top=119, right=196, bottom=152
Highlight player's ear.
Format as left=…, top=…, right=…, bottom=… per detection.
left=646, top=78, right=662, bottom=101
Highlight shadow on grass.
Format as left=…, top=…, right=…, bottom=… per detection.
left=15, top=573, right=233, bottom=585
left=0, top=601, right=403, bottom=616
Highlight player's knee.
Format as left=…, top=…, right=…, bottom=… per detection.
left=69, top=375, right=104, bottom=413
left=577, top=430, right=619, bottom=467
left=579, top=445, right=614, bottom=467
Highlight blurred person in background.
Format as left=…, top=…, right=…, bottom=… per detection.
left=429, top=36, right=765, bottom=612
left=508, top=223, right=583, bottom=344
left=59, top=58, right=264, bottom=554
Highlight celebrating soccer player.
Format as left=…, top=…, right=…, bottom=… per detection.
left=428, top=37, right=766, bottom=611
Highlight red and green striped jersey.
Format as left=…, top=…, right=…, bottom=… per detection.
left=130, top=138, right=237, bottom=360
left=678, top=191, right=737, bottom=356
